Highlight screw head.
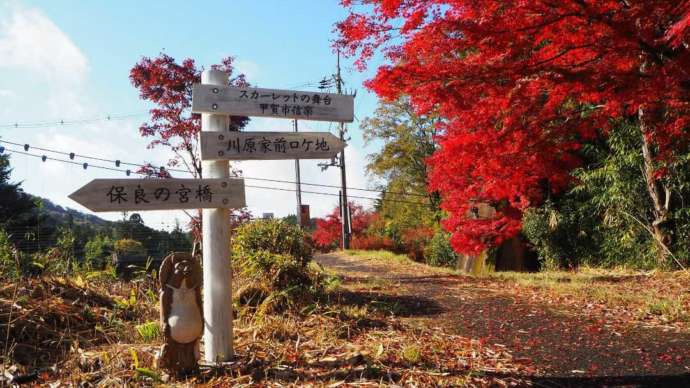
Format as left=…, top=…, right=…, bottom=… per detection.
left=221, top=182, right=228, bottom=188
left=212, top=87, right=219, bottom=94
left=222, top=198, right=229, bottom=205
left=212, top=103, right=218, bottom=110
left=218, top=151, right=225, bottom=157
left=218, top=134, right=224, bottom=141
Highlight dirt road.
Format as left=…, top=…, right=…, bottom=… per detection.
left=316, top=252, right=690, bottom=387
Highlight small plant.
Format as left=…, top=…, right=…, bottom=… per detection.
left=84, top=235, right=114, bottom=270
left=402, top=344, right=422, bottom=364
left=114, top=288, right=138, bottom=311
left=0, top=229, right=19, bottom=279
left=424, top=229, right=458, bottom=268
left=136, top=321, right=161, bottom=342
left=322, top=273, right=342, bottom=292
left=646, top=298, right=688, bottom=321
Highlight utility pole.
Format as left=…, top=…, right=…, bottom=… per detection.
left=294, top=119, right=302, bottom=227
left=336, top=50, right=351, bottom=249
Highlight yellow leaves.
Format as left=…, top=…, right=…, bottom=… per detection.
left=129, top=347, right=139, bottom=370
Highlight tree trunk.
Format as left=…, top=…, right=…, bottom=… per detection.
left=638, top=106, right=672, bottom=267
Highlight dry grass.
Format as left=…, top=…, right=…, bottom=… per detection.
left=0, top=268, right=532, bottom=386
left=487, top=268, right=690, bottom=327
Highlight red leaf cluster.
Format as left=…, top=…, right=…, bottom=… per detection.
left=336, top=1, right=690, bottom=254
left=351, top=234, right=395, bottom=251
left=312, top=203, right=377, bottom=251
left=129, top=54, right=249, bottom=177
left=129, top=54, right=253, bottom=238
left=400, top=226, right=434, bottom=261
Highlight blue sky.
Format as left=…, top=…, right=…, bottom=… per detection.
left=0, top=0, right=383, bottom=229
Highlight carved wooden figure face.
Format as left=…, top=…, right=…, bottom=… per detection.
left=160, top=252, right=202, bottom=289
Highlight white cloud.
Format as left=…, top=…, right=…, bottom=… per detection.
left=0, top=4, right=89, bottom=85
left=0, top=89, right=14, bottom=98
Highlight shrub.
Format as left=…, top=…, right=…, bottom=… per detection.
left=233, top=219, right=312, bottom=267
left=84, top=235, right=114, bottom=270
left=232, top=219, right=315, bottom=313
left=351, top=234, right=394, bottom=251
left=401, top=227, right=434, bottom=262
left=424, top=230, right=457, bottom=268
left=311, top=203, right=379, bottom=252
left=0, top=229, right=18, bottom=279
left=114, top=239, right=146, bottom=256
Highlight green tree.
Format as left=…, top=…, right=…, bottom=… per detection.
left=0, top=154, right=37, bottom=237
left=84, top=235, right=114, bottom=269
left=114, top=239, right=147, bottom=256
left=523, top=121, right=690, bottom=269
left=361, top=98, right=441, bottom=245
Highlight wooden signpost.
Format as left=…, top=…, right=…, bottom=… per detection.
left=68, top=178, right=245, bottom=212
left=199, top=131, right=345, bottom=161
left=69, top=69, right=353, bottom=370
left=192, top=85, right=354, bottom=123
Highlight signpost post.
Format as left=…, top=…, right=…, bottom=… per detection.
left=69, top=69, right=353, bottom=368
left=200, top=69, right=234, bottom=363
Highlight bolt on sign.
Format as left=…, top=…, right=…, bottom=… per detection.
left=192, top=85, right=354, bottom=123
left=69, top=178, right=246, bottom=212
left=199, top=131, right=346, bottom=161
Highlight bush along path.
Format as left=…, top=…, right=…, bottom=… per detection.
left=316, top=251, right=690, bottom=387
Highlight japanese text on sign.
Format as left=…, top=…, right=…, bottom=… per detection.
left=192, top=85, right=354, bottom=123
left=107, top=184, right=215, bottom=205
left=199, top=131, right=345, bottom=161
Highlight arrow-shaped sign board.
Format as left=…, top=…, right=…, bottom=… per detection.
left=200, top=131, right=345, bottom=161
left=69, top=178, right=245, bottom=212
left=192, top=85, right=354, bottom=123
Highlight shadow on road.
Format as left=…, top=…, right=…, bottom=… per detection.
left=327, top=289, right=444, bottom=317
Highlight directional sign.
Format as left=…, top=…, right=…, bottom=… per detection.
left=68, top=178, right=245, bottom=212
left=192, top=85, right=354, bottom=123
left=200, top=131, right=345, bottom=161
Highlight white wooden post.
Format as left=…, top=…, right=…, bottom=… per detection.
left=201, top=69, right=233, bottom=362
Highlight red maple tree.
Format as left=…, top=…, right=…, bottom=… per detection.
left=129, top=54, right=252, bottom=240
left=337, top=1, right=690, bottom=259
left=312, top=203, right=376, bottom=250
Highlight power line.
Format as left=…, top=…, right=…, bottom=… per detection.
left=1, top=148, right=429, bottom=206
left=0, top=139, right=428, bottom=198
left=0, top=112, right=148, bottom=129
left=3, top=148, right=137, bottom=175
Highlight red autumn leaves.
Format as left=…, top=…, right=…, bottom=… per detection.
left=336, top=0, right=690, bottom=255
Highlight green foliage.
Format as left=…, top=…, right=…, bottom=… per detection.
left=282, top=214, right=298, bottom=226
left=522, top=199, right=600, bottom=270
left=232, top=219, right=315, bottom=314
left=114, top=239, right=147, bottom=256
left=84, top=235, right=114, bottom=269
left=0, top=228, right=18, bottom=278
left=361, top=98, right=442, bottom=249
left=233, top=219, right=312, bottom=267
left=401, top=344, right=422, bottom=364
left=523, top=121, right=690, bottom=269
left=0, top=154, right=36, bottom=228
left=423, top=230, right=458, bottom=268
left=135, top=321, right=160, bottom=342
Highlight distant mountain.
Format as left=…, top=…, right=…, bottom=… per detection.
left=34, top=196, right=115, bottom=230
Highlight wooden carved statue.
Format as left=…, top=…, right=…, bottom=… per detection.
left=157, top=252, right=203, bottom=375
